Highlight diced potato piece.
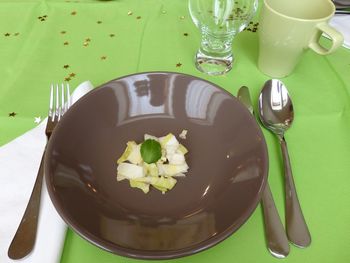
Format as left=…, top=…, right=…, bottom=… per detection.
left=116, top=173, right=127, bottom=181
left=179, top=129, right=188, bottom=139
left=144, top=163, right=159, bottom=177
left=168, top=153, right=185, bottom=165
left=177, top=144, right=188, bottom=155
left=144, top=134, right=159, bottom=141
left=127, top=143, right=142, bottom=164
left=157, top=163, right=188, bottom=176
left=117, top=163, right=144, bottom=179
left=129, top=180, right=150, bottom=194
left=117, top=141, right=137, bottom=164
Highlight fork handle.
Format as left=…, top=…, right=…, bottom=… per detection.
left=8, top=152, right=45, bottom=259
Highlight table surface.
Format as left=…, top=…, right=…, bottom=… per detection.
left=1, top=0, right=350, bottom=262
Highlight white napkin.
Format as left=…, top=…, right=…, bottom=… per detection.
left=0, top=81, right=94, bottom=263
left=329, top=14, right=350, bottom=49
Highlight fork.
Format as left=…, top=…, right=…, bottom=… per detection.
left=8, top=83, right=71, bottom=260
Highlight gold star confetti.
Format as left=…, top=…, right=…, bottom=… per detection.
left=63, top=64, right=70, bottom=69
left=176, top=63, right=182, bottom=67
left=101, top=56, right=107, bottom=60
left=9, top=112, right=17, bottom=117
left=71, top=11, right=77, bottom=15
left=127, top=11, right=133, bottom=16
left=61, top=31, right=66, bottom=34
left=64, top=77, right=71, bottom=81
left=97, top=21, right=102, bottom=24
left=183, top=33, right=189, bottom=36
left=4, top=33, right=10, bottom=37
left=69, top=73, right=76, bottom=77
left=180, top=16, right=185, bottom=20
left=136, top=16, right=141, bottom=19
left=109, top=34, right=115, bottom=37
left=34, top=116, right=42, bottom=124
left=63, top=41, right=69, bottom=45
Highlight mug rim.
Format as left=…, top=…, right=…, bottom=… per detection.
left=263, top=0, right=335, bottom=22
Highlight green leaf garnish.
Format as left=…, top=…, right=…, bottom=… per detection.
left=140, top=139, right=162, bottom=164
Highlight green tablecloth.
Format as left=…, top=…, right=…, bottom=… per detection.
left=1, top=0, right=350, bottom=262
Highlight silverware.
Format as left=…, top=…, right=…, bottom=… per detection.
left=333, top=0, right=350, bottom=9
left=8, top=83, right=71, bottom=259
left=335, top=10, right=350, bottom=14
left=257, top=79, right=311, bottom=248
left=237, top=86, right=290, bottom=258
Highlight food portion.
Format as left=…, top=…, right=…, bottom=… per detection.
left=116, top=132, right=189, bottom=194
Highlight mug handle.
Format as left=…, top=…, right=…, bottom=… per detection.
left=308, top=22, right=344, bottom=55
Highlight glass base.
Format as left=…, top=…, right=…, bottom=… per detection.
left=195, top=49, right=234, bottom=76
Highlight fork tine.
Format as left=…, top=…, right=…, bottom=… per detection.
left=49, top=84, right=54, bottom=120
left=55, top=84, right=60, bottom=121
left=61, top=83, right=65, bottom=115
left=66, top=83, right=71, bottom=110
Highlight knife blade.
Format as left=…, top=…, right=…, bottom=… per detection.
left=237, top=86, right=290, bottom=258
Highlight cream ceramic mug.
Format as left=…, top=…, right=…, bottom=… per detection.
left=258, top=0, right=344, bottom=78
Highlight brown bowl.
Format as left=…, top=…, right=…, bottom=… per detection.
left=45, top=72, right=268, bottom=259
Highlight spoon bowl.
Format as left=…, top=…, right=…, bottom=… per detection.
left=258, top=79, right=294, bottom=136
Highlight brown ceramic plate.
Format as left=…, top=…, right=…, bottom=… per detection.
left=45, top=72, right=268, bottom=259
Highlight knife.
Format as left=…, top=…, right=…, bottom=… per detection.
left=237, top=86, right=290, bottom=258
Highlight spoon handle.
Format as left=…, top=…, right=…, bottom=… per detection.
left=279, top=135, right=311, bottom=247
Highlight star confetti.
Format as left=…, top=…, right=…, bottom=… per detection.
left=61, top=31, right=67, bottom=34
left=244, top=21, right=259, bottom=32
left=71, top=11, right=77, bottom=15
left=176, top=63, right=182, bottom=67
left=63, top=64, right=70, bottom=69
left=83, top=42, right=89, bottom=47
left=127, top=11, right=133, bottom=16
left=9, top=112, right=17, bottom=117
left=109, top=34, right=115, bottom=37
left=4, top=33, right=10, bottom=37
left=69, top=73, right=76, bottom=78
left=136, top=16, right=141, bottom=19
left=85, top=38, right=91, bottom=42
left=101, top=56, right=107, bottom=60
left=63, top=41, right=69, bottom=45
left=183, top=33, right=188, bottom=36
left=34, top=116, right=42, bottom=124
left=38, top=15, right=47, bottom=21
left=64, top=77, right=71, bottom=81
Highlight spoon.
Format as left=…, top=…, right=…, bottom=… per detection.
left=258, top=79, right=311, bottom=248
left=238, top=86, right=290, bottom=258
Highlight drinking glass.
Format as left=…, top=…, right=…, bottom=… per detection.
left=189, top=0, right=258, bottom=75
